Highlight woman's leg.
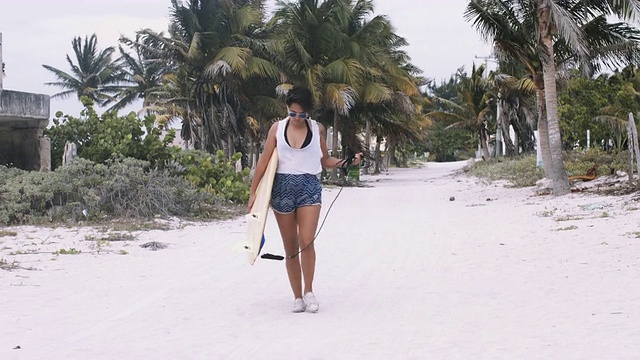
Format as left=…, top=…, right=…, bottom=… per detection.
left=295, top=205, right=321, bottom=294
left=273, top=211, right=303, bottom=299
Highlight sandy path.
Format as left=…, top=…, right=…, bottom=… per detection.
left=1, top=161, right=639, bottom=359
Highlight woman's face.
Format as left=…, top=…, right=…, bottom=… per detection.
left=288, top=102, right=308, bottom=125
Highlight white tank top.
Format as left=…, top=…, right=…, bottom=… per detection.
left=276, top=118, right=323, bottom=175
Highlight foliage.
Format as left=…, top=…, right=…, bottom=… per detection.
left=42, top=34, right=121, bottom=105
left=467, top=155, right=544, bottom=187
left=558, top=74, right=618, bottom=150
left=425, top=120, right=474, bottom=162
left=465, top=0, right=640, bottom=195
left=563, top=148, right=631, bottom=176
left=0, top=158, right=216, bottom=226
left=170, top=150, right=251, bottom=203
left=425, top=66, right=490, bottom=161
left=467, top=148, right=631, bottom=187
left=128, top=0, right=279, bottom=154
left=426, top=75, right=459, bottom=101
left=44, top=97, right=250, bottom=209
left=45, top=99, right=177, bottom=170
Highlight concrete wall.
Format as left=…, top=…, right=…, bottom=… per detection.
left=0, top=89, right=51, bottom=171
left=0, top=89, right=50, bottom=121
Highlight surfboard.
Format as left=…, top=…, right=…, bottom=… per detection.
left=246, top=148, right=279, bottom=265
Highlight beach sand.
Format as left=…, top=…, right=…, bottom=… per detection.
left=1, top=161, right=639, bottom=359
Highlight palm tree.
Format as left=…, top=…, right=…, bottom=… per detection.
left=130, top=0, right=280, bottom=155
left=42, top=34, right=121, bottom=106
left=272, top=0, right=362, bottom=152
left=269, top=0, right=365, bottom=178
left=107, top=37, right=166, bottom=113
left=489, top=68, right=537, bottom=156
left=427, top=64, right=494, bottom=160
left=271, top=0, right=424, bottom=177
left=466, top=0, right=640, bottom=195
left=337, top=0, right=427, bottom=168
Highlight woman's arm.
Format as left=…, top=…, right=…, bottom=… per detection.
left=248, top=122, right=278, bottom=210
left=318, top=123, right=361, bottom=168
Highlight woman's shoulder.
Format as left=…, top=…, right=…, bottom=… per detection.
left=269, top=117, right=289, bottom=130
left=313, top=120, right=326, bottom=134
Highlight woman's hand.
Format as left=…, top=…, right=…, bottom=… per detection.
left=351, top=153, right=363, bottom=166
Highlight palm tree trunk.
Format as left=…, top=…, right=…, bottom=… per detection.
left=373, top=136, right=381, bottom=175
left=331, top=111, right=340, bottom=179
left=502, top=124, right=516, bottom=156
left=535, top=86, right=553, bottom=177
left=363, top=119, right=371, bottom=175
left=480, top=128, right=491, bottom=160
left=630, top=113, right=640, bottom=176
left=387, top=136, right=396, bottom=167
left=537, top=1, right=570, bottom=195
left=497, top=99, right=516, bottom=157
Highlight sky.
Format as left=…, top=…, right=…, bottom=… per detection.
left=0, top=0, right=492, bottom=119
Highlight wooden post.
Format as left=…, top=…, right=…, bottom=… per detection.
left=627, top=113, right=636, bottom=187
left=630, top=113, right=640, bottom=186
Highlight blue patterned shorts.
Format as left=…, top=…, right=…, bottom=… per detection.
left=271, top=173, right=322, bottom=214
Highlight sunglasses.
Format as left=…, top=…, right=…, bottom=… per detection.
left=288, top=111, right=308, bottom=119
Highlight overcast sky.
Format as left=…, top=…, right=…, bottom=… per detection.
left=0, top=0, right=492, bottom=118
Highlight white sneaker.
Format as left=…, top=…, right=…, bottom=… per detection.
left=303, top=292, right=319, bottom=313
left=292, top=298, right=305, bottom=313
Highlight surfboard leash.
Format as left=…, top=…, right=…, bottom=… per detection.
left=260, top=154, right=357, bottom=261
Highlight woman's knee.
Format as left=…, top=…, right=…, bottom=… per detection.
left=298, top=237, right=315, bottom=250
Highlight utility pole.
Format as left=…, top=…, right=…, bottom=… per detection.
left=474, top=54, right=496, bottom=69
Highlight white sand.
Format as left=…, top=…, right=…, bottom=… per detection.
left=1, top=162, right=639, bottom=359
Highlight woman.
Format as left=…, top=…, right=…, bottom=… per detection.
left=248, top=86, right=361, bottom=313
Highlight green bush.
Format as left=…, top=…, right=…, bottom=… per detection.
left=467, top=149, right=633, bottom=187
left=44, top=99, right=251, bottom=205
left=45, top=98, right=177, bottom=170
left=0, top=158, right=216, bottom=226
left=563, top=148, right=630, bottom=176
left=170, top=150, right=251, bottom=203
left=467, top=155, right=544, bottom=187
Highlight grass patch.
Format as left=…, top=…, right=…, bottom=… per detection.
left=55, top=248, right=81, bottom=255
left=536, top=208, right=557, bottom=217
left=466, top=155, right=543, bottom=187
left=85, top=233, right=136, bottom=242
left=94, top=219, right=173, bottom=232
left=466, top=149, right=633, bottom=187
left=555, top=215, right=584, bottom=222
left=0, top=158, right=244, bottom=226
left=555, top=225, right=578, bottom=231
left=0, top=230, right=18, bottom=237
left=564, top=149, right=630, bottom=177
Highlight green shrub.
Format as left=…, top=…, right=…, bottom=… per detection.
left=0, top=158, right=216, bottom=226
left=170, top=149, right=250, bottom=203
left=45, top=99, right=177, bottom=170
left=44, top=99, right=250, bottom=205
left=467, top=155, right=544, bottom=187
left=563, top=148, right=630, bottom=176
left=467, top=149, right=633, bottom=187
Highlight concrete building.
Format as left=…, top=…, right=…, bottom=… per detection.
left=0, top=33, right=52, bottom=171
